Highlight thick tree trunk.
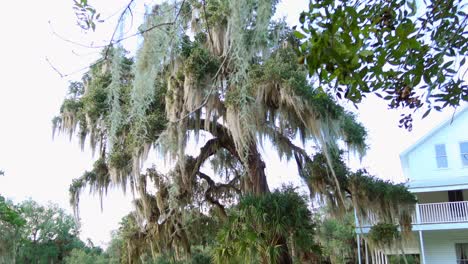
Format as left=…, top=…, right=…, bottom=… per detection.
left=196, top=119, right=292, bottom=264
left=246, top=144, right=292, bottom=264
left=277, top=236, right=293, bottom=264
left=246, top=143, right=269, bottom=194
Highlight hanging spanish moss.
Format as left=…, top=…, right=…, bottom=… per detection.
left=53, top=1, right=415, bottom=262
left=130, top=3, right=181, bottom=133
left=107, top=46, right=126, bottom=149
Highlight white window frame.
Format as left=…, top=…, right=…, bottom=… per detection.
left=435, top=143, right=448, bottom=169
left=460, top=141, right=468, bottom=167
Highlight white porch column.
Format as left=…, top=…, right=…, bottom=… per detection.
left=419, top=230, right=426, bottom=264
left=357, top=234, right=362, bottom=264
left=365, top=239, right=369, bottom=264
left=415, top=203, right=421, bottom=224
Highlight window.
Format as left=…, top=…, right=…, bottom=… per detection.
left=435, top=144, right=448, bottom=168
left=456, top=243, right=468, bottom=264
left=449, top=190, right=464, bottom=202
left=460, top=142, right=468, bottom=166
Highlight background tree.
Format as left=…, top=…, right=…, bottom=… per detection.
left=64, top=248, right=109, bottom=264
left=16, top=200, right=88, bottom=264
left=0, top=195, right=25, bottom=263
left=296, top=0, right=467, bottom=129
left=316, top=213, right=356, bottom=264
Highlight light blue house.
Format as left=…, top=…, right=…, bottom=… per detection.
left=356, top=107, right=468, bottom=264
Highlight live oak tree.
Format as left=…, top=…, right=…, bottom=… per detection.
left=56, top=0, right=415, bottom=262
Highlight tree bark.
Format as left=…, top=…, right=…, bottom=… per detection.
left=245, top=143, right=269, bottom=195
left=276, top=236, right=293, bottom=264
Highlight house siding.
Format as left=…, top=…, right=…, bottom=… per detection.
left=403, top=110, right=468, bottom=183
left=423, top=229, right=468, bottom=264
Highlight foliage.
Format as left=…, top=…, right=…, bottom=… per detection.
left=369, top=222, right=400, bottom=248
left=15, top=200, right=84, bottom=263
left=73, top=0, right=103, bottom=31
left=305, top=150, right=416, bottom=235
left=56, top=1, right=426, bottom=263
left=0, top=195, right=25, bottom=228
left=349, top=170, right=416, bottom=235
left=388, top=254, right=420, bottom=264
left=64, top=248, right=109, bottom=264
left=1, top=197, right=106, bottom=264
left=213, top=187, right=319, bottom=263
left=0, top=196, right=24, bottom=263
left=317, top=213, right=356, bottom=264
left=297, top=0, right=468, bottom=129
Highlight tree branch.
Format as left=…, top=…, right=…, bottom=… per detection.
left=197, top=172, right=228, bottom=219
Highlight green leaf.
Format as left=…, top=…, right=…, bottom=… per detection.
left=293, top=31, right=306, bottom=40
left=422, top=108, right=431, bottom=118
left=359, top=50, right=373, bottom=57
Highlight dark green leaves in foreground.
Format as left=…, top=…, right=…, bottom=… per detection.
left=297, top=0, right=467, bottom=129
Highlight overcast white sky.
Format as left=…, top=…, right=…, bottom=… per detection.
left=0, top=0, right=463, bottom=247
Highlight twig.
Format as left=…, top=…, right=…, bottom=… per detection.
left=45, top=57, right=65, bottom=78
left=201, top=0, right=214, bottom=47
left=104, top=0, right=136, bottom=59
left=49, top=21, right=103, bottom=49
left=48, top=1, right=187, bottom=78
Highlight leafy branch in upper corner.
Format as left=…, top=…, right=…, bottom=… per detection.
left=296, top=0, right=467, bottom=130
left=73, top=0, right=104, bottom=31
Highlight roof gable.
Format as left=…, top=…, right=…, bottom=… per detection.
left=400, top=106, right=468, bottom=163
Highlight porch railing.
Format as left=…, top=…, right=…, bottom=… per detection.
left=358, top=201, right=468, bottom=227
left=418, top=201, right=468, bottom=224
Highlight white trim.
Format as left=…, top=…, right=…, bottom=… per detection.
left=357, top=222, right=468, bottom=233
left=409, top=183, right=468, bottom=193
left=435, top=143, right=449, bottom=169
left=459, top=141, right=468, bottom=167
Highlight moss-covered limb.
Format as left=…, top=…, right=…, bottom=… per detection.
left=247, top=46, right=368, bottom=156
left=305, top=150, right=416, bottom=239
left=349, top=170, right=416, bottom=234
left=69, top=158, right=112, bottom=219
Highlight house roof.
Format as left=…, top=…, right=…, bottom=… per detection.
left=400, top=106, right=468, bottom=161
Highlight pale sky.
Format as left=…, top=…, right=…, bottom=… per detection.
left=0, top=0, right=462, bottom=247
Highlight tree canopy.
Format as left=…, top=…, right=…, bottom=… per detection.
left=55, top=0, right=418, bottom=262
left=0, top=198, right=105, bottom=264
